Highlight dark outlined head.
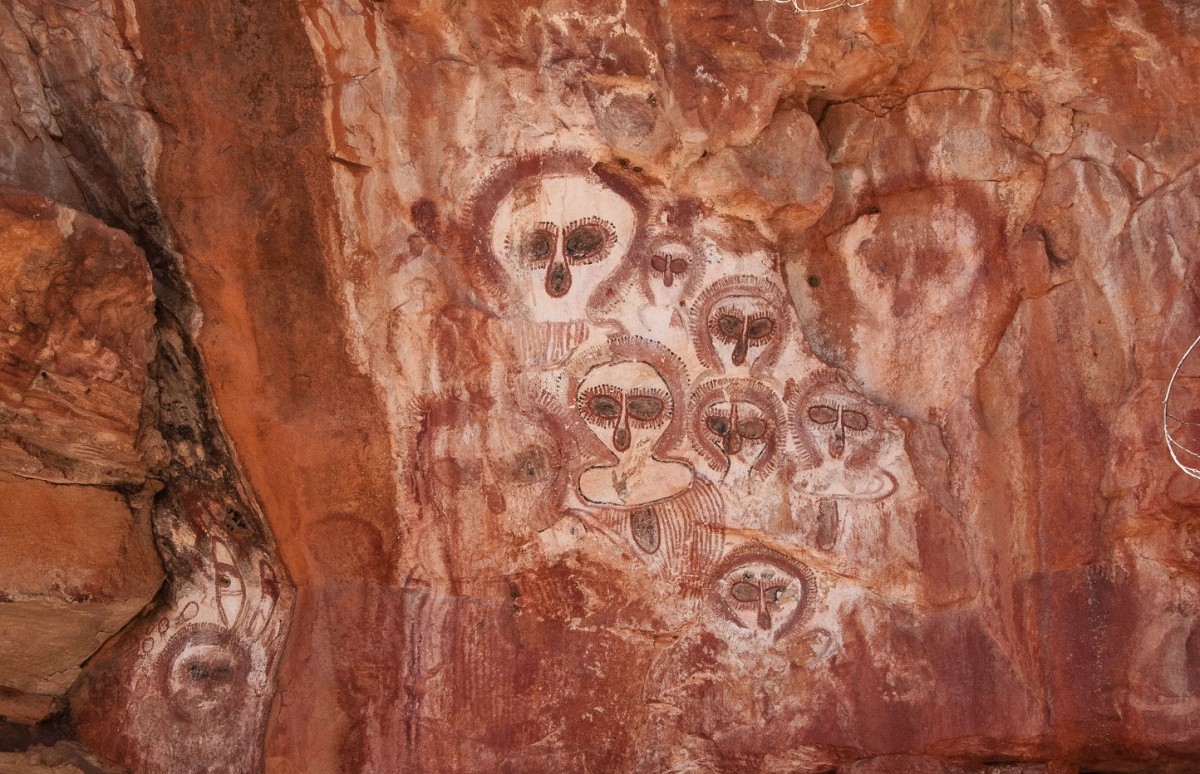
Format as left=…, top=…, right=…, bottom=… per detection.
left=786, top=369, right=894, bottom=471
left=691, top=275, right=790, bottom=374
left=709, top=545, right=816, bottom=642
left=689, top=378, right=786, bottom=478
left=566, top=336, right=689, bottom=465
left=469, top=154, right=647, bottom=320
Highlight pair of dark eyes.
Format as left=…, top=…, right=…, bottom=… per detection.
left=585, top=393, right=666, bottom=424
left=650, top=254, right=687, bottom=274
left=704, top=414, right=767, bottom=440
left=430, top=446, right=553, bottom=487
left=807, top=405, right=870, bottom=431
left=713, top=313, right=774, bottom=342
left=522, top=220, right=611, bottom=266
left=729, top=581, right=788, bottom=604
left=184, top=659, right=236, bottom=684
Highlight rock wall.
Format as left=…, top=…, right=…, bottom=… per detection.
left=0, top=188, right=160, bottom=727
left=0, top=1, right=1199, bottom=772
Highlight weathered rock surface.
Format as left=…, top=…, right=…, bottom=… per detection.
left=0, top=189, right=158, bottom=485
left=0, top=740, right=120, bottom=774
left=68, top=319, right=293, bottom=774
left=0, top=474, right=157, bottom=696
left=0, top=190, right=161, bottom=725
left=0, top=0, right=1199, bottom=772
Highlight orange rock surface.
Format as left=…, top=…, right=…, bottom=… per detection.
left=0, top=189, right=161, bottom=726
left=0, top=1, right=1198, bottom=772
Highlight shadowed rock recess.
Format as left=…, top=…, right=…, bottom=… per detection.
left=0, top=0, right=1198, bottom=772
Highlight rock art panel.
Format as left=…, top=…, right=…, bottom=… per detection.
left=373, top=147, right=968, bottom=766
left=1, top=0, right=1196, bottom=769
left=70, top=322, right=293, bottom=774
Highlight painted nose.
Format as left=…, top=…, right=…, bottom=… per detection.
left=545, top=253, right=571, bottom=298
left=731, top=323, right=749, bottom=366
left=830, top=429, right=845, bottom=459
left=612, top=400, right=631, bottom=452
left=721, top=403, right=743, bottom=455
left=756, top=583, right=772, bottom=630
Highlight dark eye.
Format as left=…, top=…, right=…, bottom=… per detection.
left=523, top=229, right=555, bottom=264
left=808, top=405, right=838, bottom=425
left=706, top=416, right=730, bottom=436
left=738, top=418, right=766, bottom=440
left=731, top=582, right=760, bottom=603
left=626, top=395, right=665, bottom=423
left=842, top=409, right=869, bottom=431
left=650, top=254, right=668, bottom=272
left=588, top=394, right=621, bottom=419
left=669, top=258, right=688, bottom=274
left=717, top=314, right=742, bottom=338
left=564, top=225, right=606, bottom=261
left=745, top=317, right=773, bottom=340
left=764, top=585, right=787, bottom=603
left=508, top=446, right=549, bottom=484
left=185, top=658, right=234, bottom=684
left=215, top=563, right=243, bottom=596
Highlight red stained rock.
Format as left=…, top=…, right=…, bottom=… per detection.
left=0, top=190, right=161, bottom=723
left=1, top=0, right=1200, bottom=771
left=0, top=188, right=158, bottom=486
left=0, top=473, right=160, bottom=697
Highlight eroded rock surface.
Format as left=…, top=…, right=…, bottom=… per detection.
left=0, top=189, right=160, bottom=725
left=0, top=0, right=1198, bottom=772
left=71, top=321, right=293, bottom=774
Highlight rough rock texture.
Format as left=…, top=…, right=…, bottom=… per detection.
left=70, top=320, right=293, bottom=774
left=0, top=0, right=1199, bottom=772
left=0, top=189, right=161, bottom=725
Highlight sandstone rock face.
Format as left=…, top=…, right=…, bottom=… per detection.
left=0, top=189, right=161, bottom=725
left=0, top=189, right=157, bottom=485
left=0, top=0, right=1199, bottom=772
left=65, top=316, right=293, bottom=774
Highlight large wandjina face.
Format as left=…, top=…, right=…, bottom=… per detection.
left=715, top=557, right=811, bottom=640
left=575, top=360, right=672, bottom=457
left=490, top=174, right=636, bottom=321
left=419, top=401, right=564, bottom=533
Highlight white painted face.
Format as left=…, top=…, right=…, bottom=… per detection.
left=702, top=399, right=770, bottom=474
left=164, top=628, right=251, bottom=722
left=576, top=361, right=671, bottom=458
left=803, top=389, right=873, bottom=463
left=706, top=295, right=777, bottom=369
left=647, top=243, right=692, bottom=308
left=491, top=175, right=636, bottom=321
left=720, top=560, right=804, bottom=636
